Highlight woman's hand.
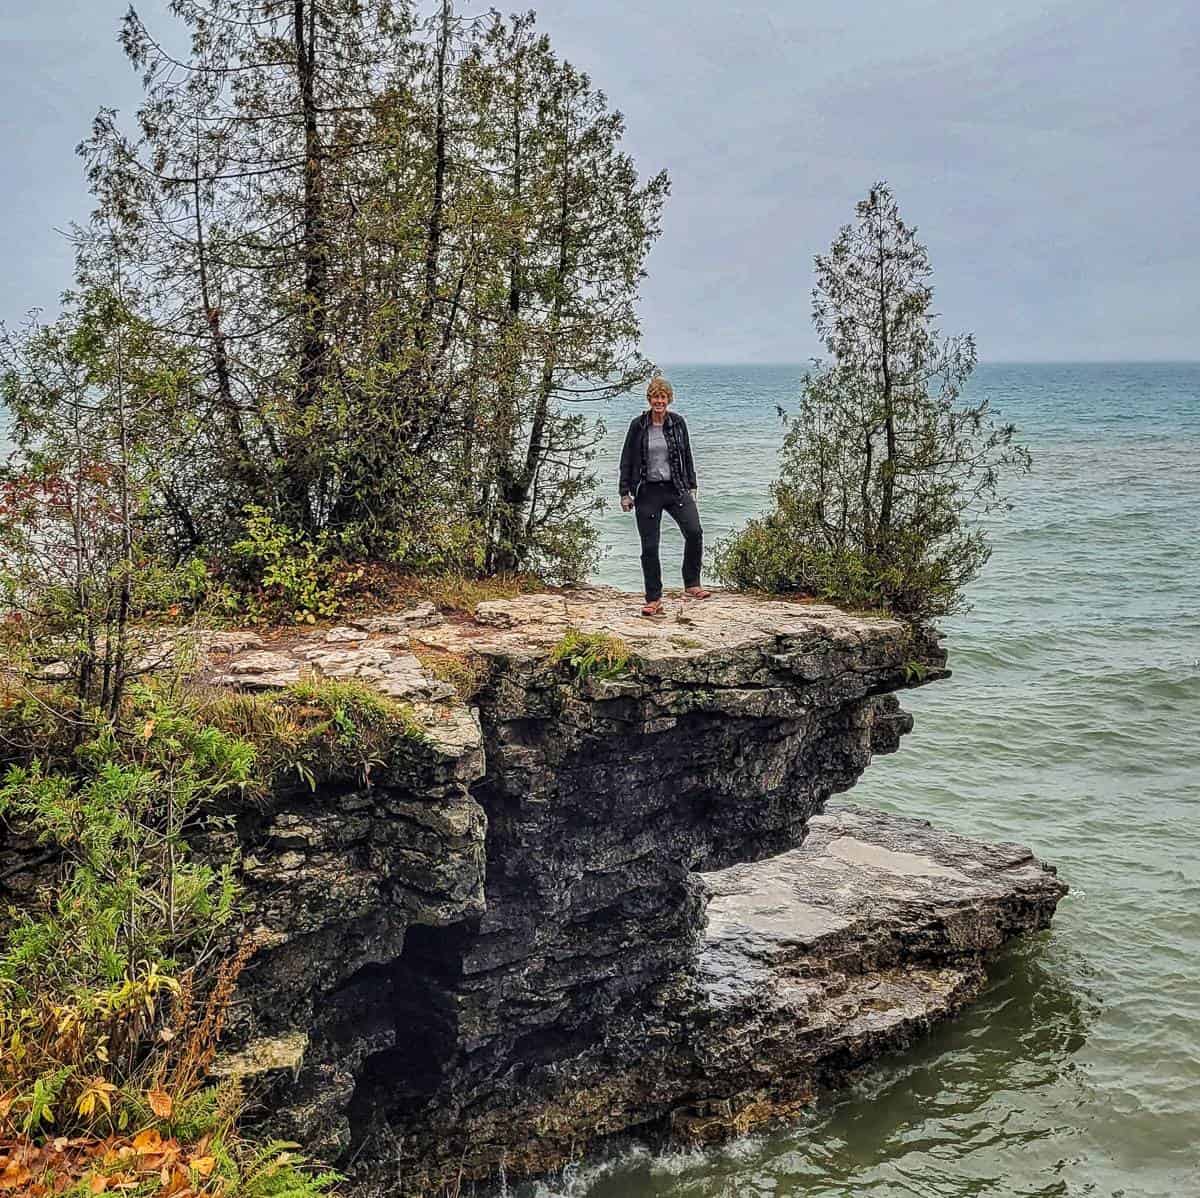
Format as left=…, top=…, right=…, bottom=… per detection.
left=621, top=494, right=634, bottom=513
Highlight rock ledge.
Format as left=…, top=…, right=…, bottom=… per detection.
left=5, top=589, right=1066, bottom=1196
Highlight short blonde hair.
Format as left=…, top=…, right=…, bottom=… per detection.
left=647, top=375, right=673, bottom=401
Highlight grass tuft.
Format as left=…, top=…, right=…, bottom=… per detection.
left=412, top=649, right=492, bottom=701
left=337, top=567, right=548, bottom=618
left=548, top=629, right=632, bottom=682
left=194, top=676, right=428, bottom=795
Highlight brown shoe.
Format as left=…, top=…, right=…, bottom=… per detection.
left=641, top=599, right=665, bottom=617
left=684, top=586, right=712, bottom=600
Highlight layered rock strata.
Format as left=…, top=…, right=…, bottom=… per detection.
left=0, top=588, right=1066, bottom=1195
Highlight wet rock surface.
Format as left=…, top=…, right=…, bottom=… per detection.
left=366, top=803, right=1066, bottom=1191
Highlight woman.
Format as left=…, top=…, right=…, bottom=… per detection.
left=618, top=375, right=711, bottom=616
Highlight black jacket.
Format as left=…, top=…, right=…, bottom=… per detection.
left=618, top=411, right=698, bottom=497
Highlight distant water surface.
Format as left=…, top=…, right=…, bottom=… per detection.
left=529, top=363, right=1198, bottom=1198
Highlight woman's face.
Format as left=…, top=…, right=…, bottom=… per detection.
left=648, top=388, right=671, bottom=417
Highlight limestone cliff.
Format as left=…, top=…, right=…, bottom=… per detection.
left=4, top=588, right=1066, bottom=1194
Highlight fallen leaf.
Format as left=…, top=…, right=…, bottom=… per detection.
left=162, top=1165, right=192, bottom=1196
left=190, top=1157, right=215, bottom=1178
left=89, top=1173, right=108, bottom=1194
left=147, top=1090, right=173, bottom=1119
left=131, top=1130, right=162, bottom=1154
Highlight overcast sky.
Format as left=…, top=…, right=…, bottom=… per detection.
left=2, top=1, right=1197, bottom=362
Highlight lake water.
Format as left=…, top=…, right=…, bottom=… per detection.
left=5, top=364, right=1198, bottom=1196
left=542, top=363, right=1199, bottom=1198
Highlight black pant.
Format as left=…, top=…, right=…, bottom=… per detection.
left=635, top=481, right=703, bottom=602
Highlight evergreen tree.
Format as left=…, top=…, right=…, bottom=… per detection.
left=0, top=235, right=200, bottom=712
left=715, top=183, right=1029, bottom=621
left=63, top=1, right=667, bottom=581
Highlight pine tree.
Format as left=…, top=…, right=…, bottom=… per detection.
left=63, top=1, right=668, bottom=582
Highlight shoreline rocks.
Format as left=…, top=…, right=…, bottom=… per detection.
left=346, top=802, right=1065, bottom=1192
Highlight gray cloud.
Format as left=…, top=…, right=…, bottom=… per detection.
left=3, top=1, right=1196, bottom=361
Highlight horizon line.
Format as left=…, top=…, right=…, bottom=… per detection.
left=654, top=359, right=1200, bottom=368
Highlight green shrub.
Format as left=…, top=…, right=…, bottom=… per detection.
left=0, top=679, right=357, bottom=1193
left=0, top=692, right=247, bottom=1138
left=0, top=674, right=420, bottom=1144
left=715, top=184, right=1028, bottom=624
left=231, top=507, right=362, bottom=624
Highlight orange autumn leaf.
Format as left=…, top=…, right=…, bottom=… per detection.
left=131, top=1130, right=161, bottom=1154
left=88, top=1174, right=108, bottom=1194
left=162, top=1166, right=192, bottom=1196
left=190, top=1157, right=215, bottom=1178
left=147, top=1091, right=173, bottom=1120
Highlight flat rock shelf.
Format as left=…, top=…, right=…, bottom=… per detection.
left=679, top=803, right=1068, bottom=1139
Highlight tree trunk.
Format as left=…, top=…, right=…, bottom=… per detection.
left=876, top=205, right=897, bottom=546
left=105, top=271, right=133, bottom=718
left=419, top=0, right=451, bottom=343
left=485, top=52, right=527, bottom=574
left=514, top=109, right=572, bottom=547
left=193, top=153, right=259, bottom=495
left=291, top=0, right=326, bottom=529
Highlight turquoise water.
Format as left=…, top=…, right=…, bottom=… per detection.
left=543, top=364, right=1199, bottom=1198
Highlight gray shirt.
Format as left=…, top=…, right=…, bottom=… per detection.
left=646, top=420, right=671, bottom=482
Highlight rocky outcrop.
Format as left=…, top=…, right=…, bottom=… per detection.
left=1, top=587, right=1066, bottom=1194
left=193, top=705, right=487, bottom=1153
left=374, top=802, right=1066, bottom=1186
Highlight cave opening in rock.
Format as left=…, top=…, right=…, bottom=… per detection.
left=346, top=920, right=470, bottom=1150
